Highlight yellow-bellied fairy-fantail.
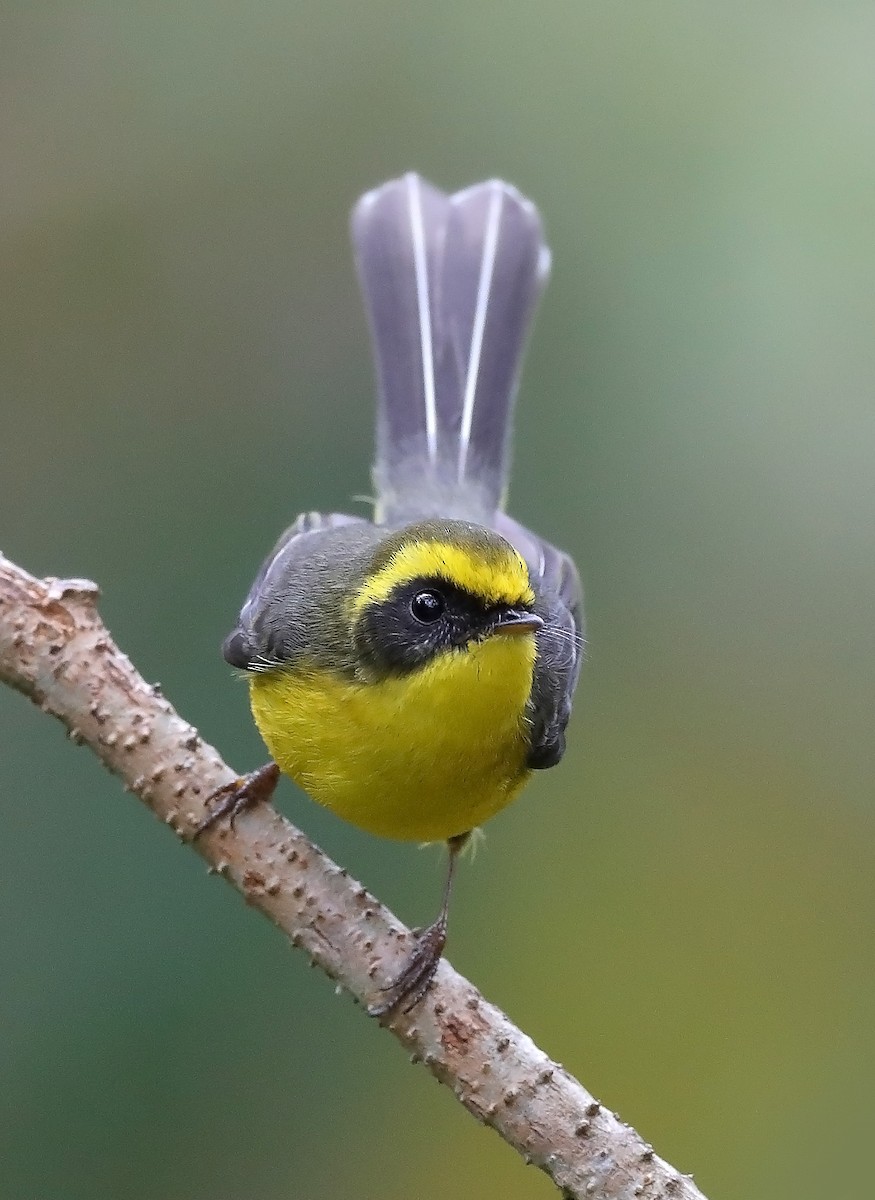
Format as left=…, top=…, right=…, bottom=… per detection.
left=195, top=174, right=584, bottom=1013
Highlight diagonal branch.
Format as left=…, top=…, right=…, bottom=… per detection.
left=0, top=552, right=707, bottom=1200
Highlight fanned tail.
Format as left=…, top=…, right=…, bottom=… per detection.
left=351, top=173, right=550, bottom=524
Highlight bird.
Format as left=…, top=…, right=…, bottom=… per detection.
left=194, top=173, right=584, bottom=1014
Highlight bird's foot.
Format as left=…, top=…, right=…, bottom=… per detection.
left=369, top=916, right=447, bottom=1017
left=190, top=762, right=280, bottom=840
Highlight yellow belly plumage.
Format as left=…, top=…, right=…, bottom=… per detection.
left=249, top=633, right=537, bottom=842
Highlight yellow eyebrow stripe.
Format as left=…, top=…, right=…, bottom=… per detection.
left=351, top=540, right=534, bottom=614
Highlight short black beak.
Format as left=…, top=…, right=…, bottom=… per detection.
left=492, top=607, right=544, bottom=637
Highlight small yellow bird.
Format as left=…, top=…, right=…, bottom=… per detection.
left=196, top=174, right=584, bottom=1012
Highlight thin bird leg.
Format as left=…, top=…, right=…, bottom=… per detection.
left=190, top=762, right=281, bottom=840
left=369, top=831, right=469, bottom=1017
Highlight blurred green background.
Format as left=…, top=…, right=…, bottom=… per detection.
left=2, top=4, right=874, bottom=1198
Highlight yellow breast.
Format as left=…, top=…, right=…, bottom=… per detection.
left=248, top=633, right=536, bottom=842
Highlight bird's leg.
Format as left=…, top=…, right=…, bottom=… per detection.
left=190, top=761, right=280, bottom=840
left=370, top=832, right=469, bottom=1017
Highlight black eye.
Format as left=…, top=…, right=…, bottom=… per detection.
left=410, top=589, right=445, bottom=623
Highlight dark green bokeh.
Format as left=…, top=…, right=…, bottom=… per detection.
left=2, top=5, right=873, bottom=1198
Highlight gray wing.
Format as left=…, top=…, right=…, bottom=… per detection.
left=527, top=546, right=584, bottom=769
left=496, top=513, right=584, bottom=769
left=224, top=512, right=372, bottom=671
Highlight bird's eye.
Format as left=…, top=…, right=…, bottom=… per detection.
left=410, top=589, right=445, bottom=623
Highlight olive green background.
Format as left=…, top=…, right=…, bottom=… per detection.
left=2, top=5, right=873, bottom=1198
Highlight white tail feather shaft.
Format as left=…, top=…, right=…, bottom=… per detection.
left=457, top=184, right=504, bottom=481
left=406, top=174, right=438, bottom=463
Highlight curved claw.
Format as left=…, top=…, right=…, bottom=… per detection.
left=369, top=917, right=447, bottom=1017
left=190, top=762, right=280, bottom=840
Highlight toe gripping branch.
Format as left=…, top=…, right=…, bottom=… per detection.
left=369, top=831, right=468, bottom=1017
left=191, top=762, right=281, bottom=840
left=369, top=916, right=448, bottom=1017
left=192, top=763, right=465, bottom=1020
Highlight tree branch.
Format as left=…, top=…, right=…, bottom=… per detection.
left=0, top=552, right=707, bottom=1200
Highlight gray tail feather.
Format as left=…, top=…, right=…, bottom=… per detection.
left=351, top=172, right=550, bottom=523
